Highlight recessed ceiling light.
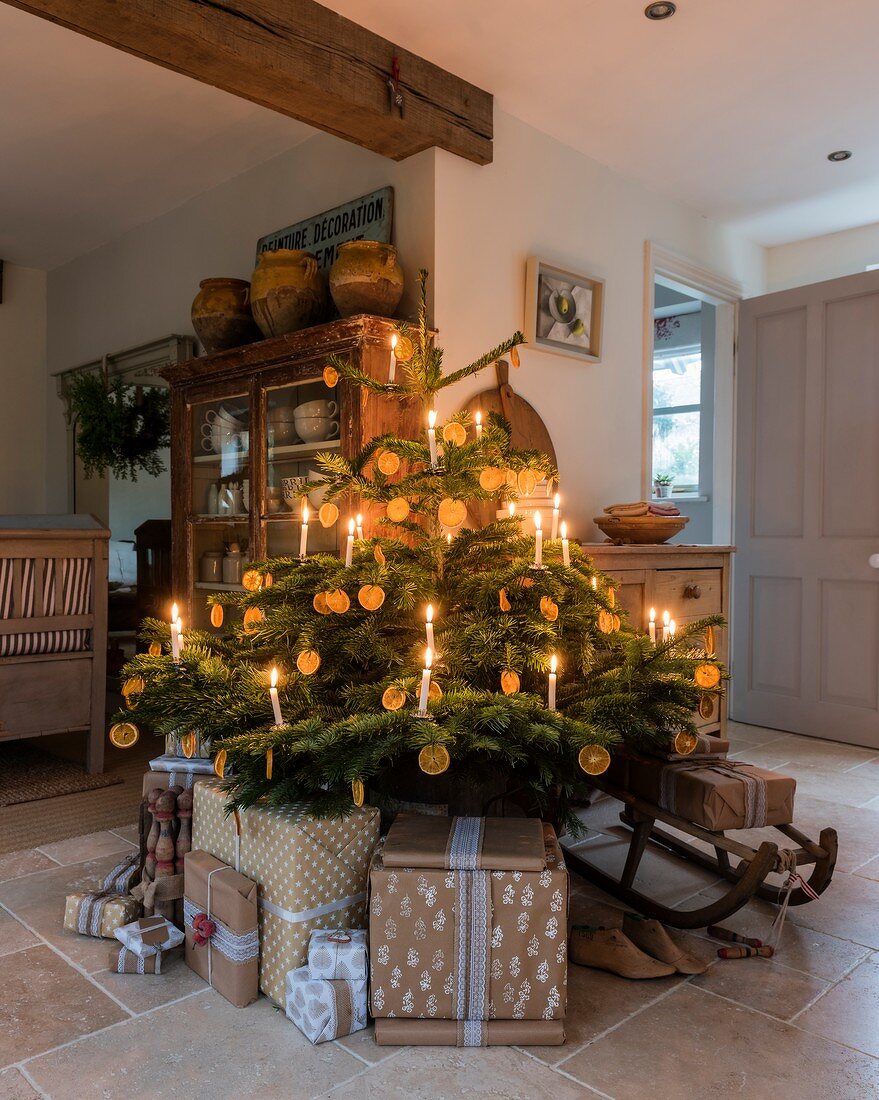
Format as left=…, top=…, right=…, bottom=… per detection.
left=645, top=2, right=676, bottom=19
left=827, top=149, right=852, bottom=162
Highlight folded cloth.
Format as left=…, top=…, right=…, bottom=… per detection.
left=108, top=945, right=175, bottom=974
left=64, top=892, right=141, bottom=939
left=308, top=929, right=368, bottom=981
left=374, top=1018, right=566, bottom=1047
left=115, top=915, right=184, bottom=958
left=648, top=502, right=681, bottom=516
left=603, top=502, right=649, bottom=517
left=285, top=966, right=367, bottom=1044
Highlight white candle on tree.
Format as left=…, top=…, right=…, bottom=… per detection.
left=474, top=410, right=483, bottom=439
left=345, top=518, right=355, bottom=568
left=561, top=521, right=570, bottom=567
left=388, top=334, right=398, bottom=384
left=427, top=410, right=439, bottom=469
left=425, top=604, right=435, bottom=651
left=669, top=618, right=677, bottom=639
left=508, top=501, right=517, bottom=519
left=355, top=513, right=364, bottom=540
left=418, top=648, right=433, bottom=713
left=533, top=510, right=543, bottom=567
left=269, top=666, right=284, bottom=726
left=170, top=603, right=181, bottom=662
left=662, top=609, right=670, bottom=642
left=551, top=492, right=561, bottom=541
left=648, top=607, right=657, bottom=644
left=299, top=501, right=309, bottom=558
left=548, top=654, right=558, bottom=710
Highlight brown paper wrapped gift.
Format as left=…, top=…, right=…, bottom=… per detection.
left=648, top=733, right=731, bottom=762
left=624, top=757, right=795, bottom=831
left=64, top=892, right=141, bottom=939
left=107, top=945, right=179, bottom=974
left=192, top=782, right=379, bottom=1007
left=375, top=1018, right=565, bottom=1047
left=369, top=815, right=568, bottom=1037
left=183, top=850, right=259, bottom=1008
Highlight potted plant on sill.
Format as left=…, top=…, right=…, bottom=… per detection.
left=653, top=473, right=674, bottom=499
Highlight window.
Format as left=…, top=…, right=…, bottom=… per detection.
left=652, top=347, right=702, bottom=493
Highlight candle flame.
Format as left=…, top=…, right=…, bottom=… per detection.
left=475, top=410, right=482, bottom=426
left=428, top=409, right=437, bottom=429
left=391, top=333, right=398, bottom=350
left=591, top=576, right=597, bottom=589
left=356, top=513, right=363, bottom=526
left=508, top=502, right=516, bottom=518
left=533, top=510, right=542, bottom=531
left=560, top=521, right=567, bottom=540
left=270, top=666, right=278, bottom=688
left=662, top=609, right=670, bottom=626
left=550, top=654, right=557, bottom=674
left=649, top=607, right=656, bottom=622
left=302, top=500, right=309, bottom=522
left=171, top=602, right=178, bottom=621
left=426, top=604, right=434, bottom=623
left=446, top=532, right=452, bottom=544
left=554, top=493, right=560, bottom=509
left=425, top=647, right=433, bottom=670
left=669, top=619, right=677, bottom=634
left=348, top=518, right=355, bottom=535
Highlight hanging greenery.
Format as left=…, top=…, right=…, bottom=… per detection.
left=68, top=372, right=171, bottom=481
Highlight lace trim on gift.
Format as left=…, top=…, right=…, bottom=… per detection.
left=659, top=760, right=768, bottom=828
left=447, top=816, right=484, bottom=870
left=183, top=898, right=260, bottom=963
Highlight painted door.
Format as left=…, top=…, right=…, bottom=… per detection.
left=733, top=270, right=879, bottom=747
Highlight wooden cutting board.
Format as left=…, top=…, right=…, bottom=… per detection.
left=464, top=361, right=557, bottom=466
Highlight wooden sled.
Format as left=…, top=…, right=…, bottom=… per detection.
left=564, top=775, right=838, bottom=930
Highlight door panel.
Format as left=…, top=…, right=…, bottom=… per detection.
left=734, top=271, right=879, bottom=747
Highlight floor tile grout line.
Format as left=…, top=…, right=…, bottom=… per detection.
left=12, top=1062, right=50, bottom=1099
left=312, top=1045, right=409, bottom=1100
left=29, top=848, right=64, bottom=867
left=514, top=1047, right=617, bottom=1098
left=849, top=852, right=879, bottom=873
left=0, top=844, right=138, bottom=885
left=786, top=950, right=876, bottom=1024
left=32, top=839, right=137, bottom=866
left=840, top=753, right=879, bottom=775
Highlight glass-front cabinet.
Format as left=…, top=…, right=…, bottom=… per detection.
left=164, top=316, right=421, bottom=631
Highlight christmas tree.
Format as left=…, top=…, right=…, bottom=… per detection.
left=117, top=272, right=723, bottom=831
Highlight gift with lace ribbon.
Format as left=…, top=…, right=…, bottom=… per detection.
left=63, top=890, right=141, bottom=939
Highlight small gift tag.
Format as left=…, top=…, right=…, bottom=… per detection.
left=115, top=915, right=184, bottom=958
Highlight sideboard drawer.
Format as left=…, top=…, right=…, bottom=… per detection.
left=0, top=658, right=91, bottom=737
left=653, top=569, right=722, bottom=618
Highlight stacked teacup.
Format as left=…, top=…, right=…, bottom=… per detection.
left=294, top=399, right=339, bottom=444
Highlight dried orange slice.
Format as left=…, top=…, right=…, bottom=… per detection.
left=694, top=663, right=721, bottom=689
left=578, top=745, right=611, bottom=776
left=374, top=544, right=386, bottom=565
left=181, top=732, right=197, bottom=759
left=704, top=625, right=716, bottom=657
left=386, top=497, right=410, bottom=523
left=674, top=731, right=699, bottom=756
left=377, top=451, right=401, bottom=476
left=213, top=749, right=227, bottom=778
left=698, top=694, right=716, bottom=721
left=382, top=686, right=406, bottom=711
left=540, top=596, right=559, bottom=622
left=607, top=588, right=616, bottom=609
left=296, top=650, right=321, bottom=675
left=428, top=681, right=443, bottom=702
left=510, top=345, right=520, bottom=368
left=122, top=677, right=144, bottom=707
left=418, top=744, right=450, bottom=775
left=505, top=469, right=519, bottom=489
left=352, top=779, right=365, bottom=808
left=210, top=604, right=224, bottom=628
left=148, top=641, right=162, bottom=657
left=326, top=589, right=350, bottom=614
left=323, top=364, right=339, bottom=388
left=437, top=498, right=466, bottom=529
left=243, top=607, right=264, bottom=633
left=442, top=422, right=467, bottom=447
left=500, top=670, right=520, bottom=695
left=318, top=502, right=339, bottom=528
left=597, top=609, right=615, bottom=634
left=242, top=569, right=262, bottom=592
left=517, top=469, right=538, bottom=496
left=612, top=614, right=621, bottom=632
left=265, top=747, right=273, bottom=780
left=108, top=721, right=139, bottom=749
left=358, top=584, right=386, bottom=611
left=519, top=575, right=534, bottom=589
left=393, top=335, right=414, bottom=362
left=479, top=467, right=506, bottom=492
left=499, top=588, right=511, bottom=612
left=313, top=591, right=331, bottom=615
left=264, top=572, right=273, bottom=587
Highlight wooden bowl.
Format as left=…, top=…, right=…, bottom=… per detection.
left=594, top=514, right=689, bottom=545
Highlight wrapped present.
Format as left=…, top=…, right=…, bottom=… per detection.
left=285, top=966, right=367, bottom=1044
left=625, top=757, right=796, bottom=831
left=308, top=929, right=368, bottom=981
left=183, top=849, right=259, bottom=1008
left=369, top=815, right=568, bottom=1037
left=648, top=734, right=730, bottom=763
left=64, top=891, right=141, bottom=939
left=101, top=851, right=142, bottom=894
left=193, top=782, right=379, bottom=1007
left=375, top=1018, right=565, bottom=1046
left=149, top=754, right=216, bottom=788
left=108, top=945, right=177, bottom=974
left=115, top=915, right=184, bottom=958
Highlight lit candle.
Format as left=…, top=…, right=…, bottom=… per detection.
left=474, top=410, right=483, bottom=439
left=269, top=666, right=284, bottom=726
left=662, top=610, right=670, bottom=641
left=561, top=521, right=570, bottom=567
left=508, top=501, right=516, bottom=519
left=170, top=603, right=181, bottom=663
left=355, top=513, right=364, bottom=540
left=345, top=518, right=355, bottom=568
left=648, top=607, right=657, bottom=644
left=591, top=576, right=598, bottom=591
left=388, top=333, right=398, bottom=384
left=669, top=618, right=677, bottom=639
left=551, top=493, right=561, bottom=541
left=446, top=532, right=452, bottom=546
left=427, top=410, right=438, bottom=469
left=425, top=604, right=435, bottom=651
left=533, top=510, right=543, bottom=567
left=418, top=647, right=433, bottom=713
left=548, top=654, right=558, bottom=710
left=299, top=501, right=309, bottom=558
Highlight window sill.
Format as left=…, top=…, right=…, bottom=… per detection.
left=652, top=494, right=709, bottom=503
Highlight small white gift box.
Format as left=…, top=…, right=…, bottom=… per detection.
left=307, top=928, right=368, bottom=981
left=114, top=916, right=184, bottom=958
left=285, top=966, right=367, bottom=1045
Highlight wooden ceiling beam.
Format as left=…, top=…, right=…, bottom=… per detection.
left=3, top=0, right=493, bottom=164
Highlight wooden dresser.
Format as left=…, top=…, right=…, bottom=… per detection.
left=582, top=544, right=733, bottom=736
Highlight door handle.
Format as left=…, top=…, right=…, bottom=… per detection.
left=683, top=584, right=702, bottom=599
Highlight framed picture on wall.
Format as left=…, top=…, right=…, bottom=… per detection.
left=525, top=256, right=604, bottom=362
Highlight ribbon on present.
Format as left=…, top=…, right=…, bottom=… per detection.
left=449, top=817, right=492, bottom=1047
left=659, top=759, right=768, bottom=829
left=76, top=891, right=119, bottom=937
left=113, top=946, right=163, bottom=974
left=183, top=867, right=259, bottom=988
left=102, top=851, right=141, bottom=894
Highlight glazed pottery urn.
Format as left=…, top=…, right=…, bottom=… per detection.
left=190, top=278, right=261, bottom=353
left=328, top=240, right=405, bottom=318
left=250, top=249, right=328, bottom=337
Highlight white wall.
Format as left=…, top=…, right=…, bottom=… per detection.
left=432, top=112, right=766, bottom=542
left=767, top=220, right=879, bottom=292
left=45, top=130, right=437, bottom=515
left=0, top=263, right=47, bottom=513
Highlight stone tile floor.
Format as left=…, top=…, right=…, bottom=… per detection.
left=0, top=722, right=877, bottom=1099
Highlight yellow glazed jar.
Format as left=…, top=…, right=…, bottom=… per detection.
left=329, top=241, right=404, bottom=318
left=190, top=278, right=260, bottom=353
left=250, top=250, right=328, bottom=338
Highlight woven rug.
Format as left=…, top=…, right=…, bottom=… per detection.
left=0, top=743, right=123, bottom=807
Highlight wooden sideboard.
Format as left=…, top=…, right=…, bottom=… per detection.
left=582, top=544, right=733, bottom=737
